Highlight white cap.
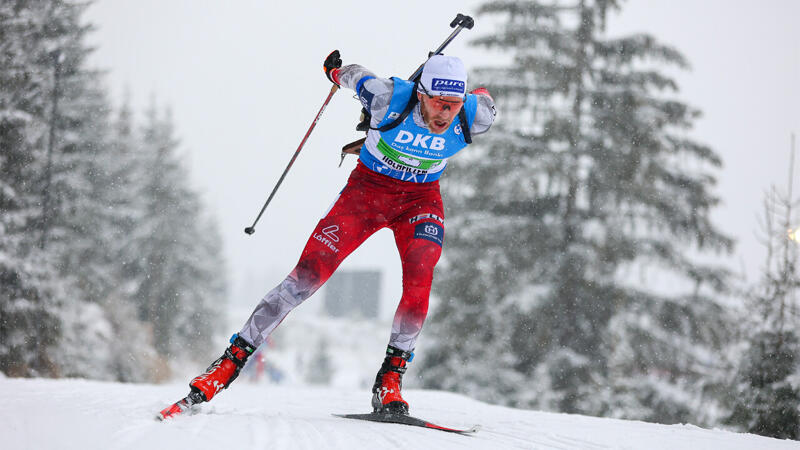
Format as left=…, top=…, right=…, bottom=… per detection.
left=418, top=55, right=467, bottom=98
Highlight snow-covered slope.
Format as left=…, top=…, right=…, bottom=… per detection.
left=2, top=377, right=798, bottom=450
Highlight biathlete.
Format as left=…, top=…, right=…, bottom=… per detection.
left=183, top=50, right=496, bottom=416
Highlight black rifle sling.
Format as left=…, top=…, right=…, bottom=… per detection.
left=458, top=107, right=472, bottom=144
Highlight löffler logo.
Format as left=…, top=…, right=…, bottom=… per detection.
left=321, top=225, right=340, bottom=242
left=314, top=225, right=341, bottom=253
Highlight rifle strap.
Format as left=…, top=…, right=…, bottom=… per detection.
left=458, top=107, right=472, bottom=144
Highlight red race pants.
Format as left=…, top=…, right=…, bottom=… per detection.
left=239, top=162, right=445, bottom=352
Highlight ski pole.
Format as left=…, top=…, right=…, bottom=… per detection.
left=244, top=84, right=339, bottom=235
left=408, top=13, right=475, bottom=81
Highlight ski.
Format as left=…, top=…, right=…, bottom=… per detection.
left=156, top=391, right=203, bottom=421
left=333, top=412, right=480, bottom=435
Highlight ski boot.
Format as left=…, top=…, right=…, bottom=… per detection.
left=371, top=346, right=414, bottom=415
left=189, top=334, right=256, bottom=402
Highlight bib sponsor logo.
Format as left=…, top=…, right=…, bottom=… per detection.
left=431, top=78, right=465, bottom=94
left=414, top=222, right=444, bottom=247
left=394, top=130, right=446, bottom=151
left=379, top=155, right=435, bottom=175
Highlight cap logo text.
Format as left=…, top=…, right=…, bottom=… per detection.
left=431, top=78, right=465, bottom=94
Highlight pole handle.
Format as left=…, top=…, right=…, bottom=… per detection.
left=450, top=13, right=474, bottom=30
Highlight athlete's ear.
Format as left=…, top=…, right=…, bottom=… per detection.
left=416, top=91, right=425, bottom=103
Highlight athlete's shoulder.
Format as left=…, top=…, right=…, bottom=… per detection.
left=469, top=91, right=496, bottom=135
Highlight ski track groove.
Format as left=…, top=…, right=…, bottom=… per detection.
left=545, top=432, right=612, bottom=449
left=248, top=414, right=270, bottom=449
left=480, top=420, right=613, bottom=449
left=294, top=417, right=328, bottom=449
left=109, top=420, right=156, bottom=450
left=480, top=428, right=545, bottom=449
left=334, top=417, right=409, bottom=450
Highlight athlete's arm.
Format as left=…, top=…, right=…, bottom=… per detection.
left=336, top=64, right=394, bottom=127
left=322, top=51, right=394, bottom=125
left=470, top=88, right=496, bottom=136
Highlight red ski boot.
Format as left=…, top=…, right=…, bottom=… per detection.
left=371, top=346, right=414, bottom=415
left=189, top=334, right=256, bottom=402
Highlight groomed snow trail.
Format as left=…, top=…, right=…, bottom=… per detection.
left=2, top=377, right=798, bottom=450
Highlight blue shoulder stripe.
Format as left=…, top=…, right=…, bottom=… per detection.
left=355, top=76, right=376, bottom=96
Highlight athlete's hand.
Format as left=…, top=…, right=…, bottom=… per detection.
left=470, top=87, right=493, bottom=100
left=324, top=50, right=342, bottom=86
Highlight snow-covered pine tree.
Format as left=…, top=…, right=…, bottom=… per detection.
left=170, top=202, right=228, bottom=359
left=0, top=0, right=104, bottom=377
left=131, top=103, right=227, bottom=365
left=1, top=1, right=227, bottom=381
left=726, top=140, right=800, bottom=439
left=99, top=96, right=146, bottom=288
left=33, top=2, right=131, bottom=379
left=423, top=0, right=733, bottom=424
left=73, top=94, right=162, bottom=382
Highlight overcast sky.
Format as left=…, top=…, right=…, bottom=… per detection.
left=84, top=1, right=799, bottom=319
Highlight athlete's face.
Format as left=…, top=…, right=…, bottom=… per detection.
left=417, top=92, right=464, bottom=134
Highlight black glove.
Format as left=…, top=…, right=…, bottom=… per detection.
left=323, top=50, right=342, bottom=85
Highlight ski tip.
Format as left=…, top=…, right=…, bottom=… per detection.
left=156, top=407, right=178, bottom=422
left=156, top=395, right=197, bottom=422
left=424, top=422, right=481, bottom=435
left=156, top=408, right=178, bottom=421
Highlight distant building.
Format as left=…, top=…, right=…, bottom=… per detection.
left=324, top=270, right=382, bottom=318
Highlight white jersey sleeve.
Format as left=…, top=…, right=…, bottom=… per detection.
left=471, top=93, right=496, bottom=136
left=337, top=64, right=394, bottom=127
